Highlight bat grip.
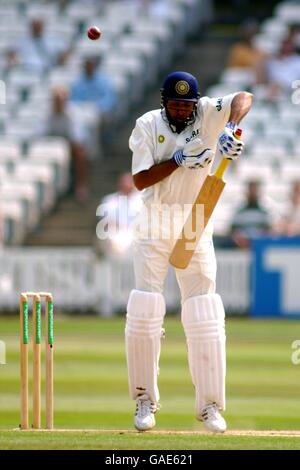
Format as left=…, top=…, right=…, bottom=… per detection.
left=214, top=128, right=242, bottom=179
left=215, top=159, right=229, bottom=179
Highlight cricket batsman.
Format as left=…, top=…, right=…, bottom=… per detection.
left=125, top=71, right=253, bottom=432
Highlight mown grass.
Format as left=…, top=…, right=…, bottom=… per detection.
left=0, top=315, right=300, bottom=449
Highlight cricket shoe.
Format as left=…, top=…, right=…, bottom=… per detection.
left=134, top=394, right=157, bottom=431
left=199, top=403, right=227, bottom=433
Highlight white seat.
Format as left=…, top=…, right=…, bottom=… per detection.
left=26, top=4, right=59, bottom=23
left=236, top=161, right=275, bottom=182
left=66, top=1, right=99, bottom=21
left=17, top=104, right=48, bottom=121
left=118, top=36, right=159, bottom=84
left=261, top=18, right=288, bottom=39
left=248, top=142, right=290, bottom=161
left=102, top=55, right=145, bottom=104
left=133, top=20, right=174, bottom=66
left=264, top=125, right=297, bottom=141
left=0, top=165, right=8, bottom=179
left=211, top=203, right=237, bottom=236
left=218, top=181, right=246, bottom=206
left=107, top=74, right=130, bottom=119
left=28, top=138, right=71, bottom=194
left=75, top=36, right=113, bottom=59
left=253, top=34, right=281, bottom=54
left=0, top=180, right=40, bottom=230
left=221, top=67, right=255, bottom=87
left=280, top=162, right=300, bottom=182
left=261, top=181, right=290, bottom=203
left=14, top=162, right=56, bottom=212
left=8, top=69, right=42, bottom=89
left=275, top=3, right=300, bottom=23
left=1, top=200, right=26, bottom=245
left=5, top=118, right=38, bottom=139
left=0, top=140, right=22, bottom=159
left=206, top=84, right=238, bottom=97
left=247, top=105, right=274, bottom=122
left=278, top=105, right=300, bottom=122
left=46, top=21, right=75, bottom=41
left=48, top=69, right=75, bottom=89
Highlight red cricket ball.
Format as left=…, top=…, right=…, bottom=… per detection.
left=87, top=26, right=101, bottom=40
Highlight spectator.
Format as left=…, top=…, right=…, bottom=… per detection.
left=256, top=39, right=300, bottom=102
left=70, top=57, right=117, bottom=146
left=282, top=24, right=300, bottom=54
left=95, top=172, right=142, bottom=256
left=141, top=0, right=169, bottom=18
left=18, top=18, right=70, bottom=74
left=3, top=49, right=20, bottom=77
left=273, top=181, right=300, bottom=236
left=227, top=19, right=266, bottom=69
left=230, top=180, right=272, bottom=248
left=38, top=87, right=90, bottom=202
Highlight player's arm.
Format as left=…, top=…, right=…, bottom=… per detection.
left=218, top=92, right=253, bottom=160
left=133, top=137, right=214, bottom=191
left=133, top=160, right=178, bottom=191
left=227, top=91, right=253, bottom=125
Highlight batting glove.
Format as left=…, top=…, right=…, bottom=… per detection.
left=173, top=138, right=214, bottom=170
left=218, top=122, right=244, bottom=160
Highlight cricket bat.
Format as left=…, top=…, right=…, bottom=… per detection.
left=169, top=128, right=242, bottom=269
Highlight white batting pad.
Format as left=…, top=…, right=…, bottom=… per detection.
left=182, top=293, right=226, bottom=415
left=125, top=289, right=166, bottom=403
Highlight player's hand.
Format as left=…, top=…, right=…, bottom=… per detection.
left=218, top=122, right=244, bottom=160
left=173, top=138, right=214, bottom=170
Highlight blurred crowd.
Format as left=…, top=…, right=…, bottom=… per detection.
left=0, top=0, right=176, bottom=206
left=215, top=179, right=300, bottom=249
left=227, top=17, right=300, bottom=102
left=2, top=17, right=118, bottom=201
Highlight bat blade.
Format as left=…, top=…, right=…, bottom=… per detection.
left=169, top=175, right=226, bottom=269
left=170, top=129, right=242, bottom=270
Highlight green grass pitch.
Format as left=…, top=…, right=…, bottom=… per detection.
left=0, top=315, right=300, bottom=449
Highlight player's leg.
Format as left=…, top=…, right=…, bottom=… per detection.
left=125, top=238, right=169, bottom=431
left=176, top=239, right=227, bottom=433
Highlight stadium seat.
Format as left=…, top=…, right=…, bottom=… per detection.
left=280, top=162, right=300, bottom=182
left=102, top=55, right=145, bottom=105
left=118, top=36, right=159, bottom=84
left=5, top=118, right=39, bottom=139
left=14, top=162, right=56, bottom=212
left=0, top=180, right=40, bottom=229
left=0, top=139, right=22, bottom=159
left=253, top=33, right=281, bottom=54
left=75, top=34, right=114, bottom=59
left=48, top=69, right=76, bottom=89
left=27, top=2, right=58, bottom=16
left=247, top=142, right=293, bottom=161
left=261, top=17, right=288, bottom=39
left=236, top=161, right=275, bottom=182
left=221, top=68, right=255, bottom=88
left=1, top=200, right=26, bottom=245
left=275, top=2, right=300, bottom=23
left=28, top=138, right=71, bottom=195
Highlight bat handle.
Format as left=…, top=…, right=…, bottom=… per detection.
left=215, top=159, right=229, bottom=179
left=215, top=128, right=242, bottom=180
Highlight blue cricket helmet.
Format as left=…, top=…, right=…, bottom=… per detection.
left=161, top=71, right=200, bottom=104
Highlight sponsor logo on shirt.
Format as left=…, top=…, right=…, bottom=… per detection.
left=216, top=97, right=223, bottom=111
left=185, top=129, right=200, bottom=143
left=158, top=135, right=165, bottom=143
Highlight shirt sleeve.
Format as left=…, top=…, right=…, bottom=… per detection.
left=209, top=92, right=239, bottom=129
left=130, top=117, right=155, bottom=175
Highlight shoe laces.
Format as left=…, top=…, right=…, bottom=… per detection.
left=201, top=403, right=219, bottom=421
left=135, top=394, right=157, bottom=418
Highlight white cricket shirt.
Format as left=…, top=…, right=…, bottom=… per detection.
left=130, top=94, right=237, bottom=207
